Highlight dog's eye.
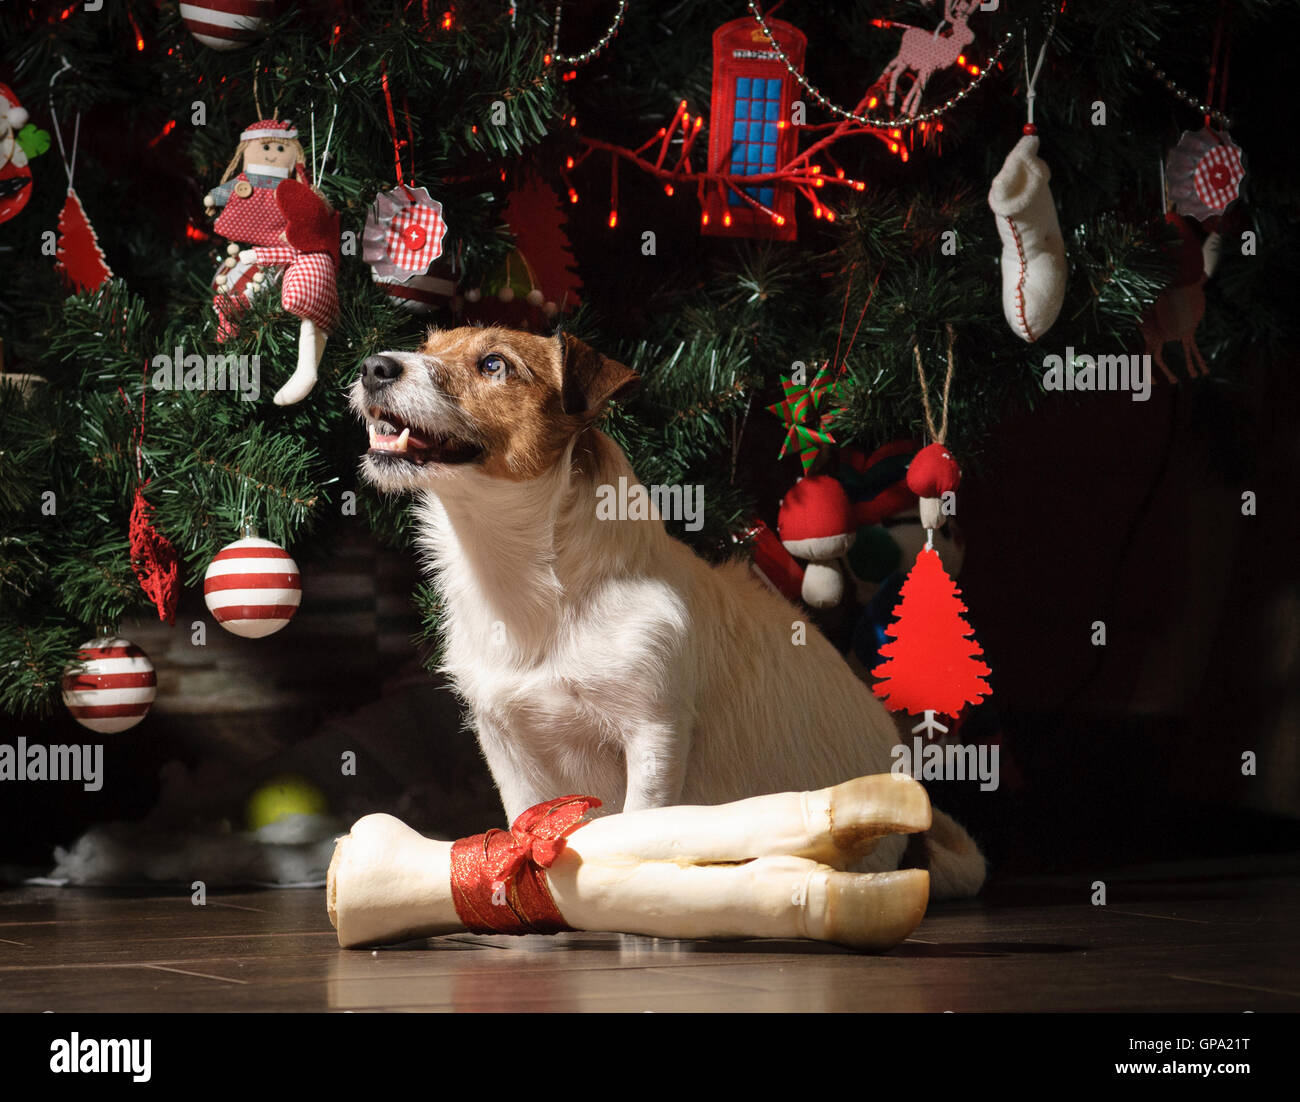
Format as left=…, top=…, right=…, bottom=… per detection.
left=479, top=354, right=508, bottom=379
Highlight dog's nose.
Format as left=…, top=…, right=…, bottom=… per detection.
left=361, top=355, right=403, bottom=390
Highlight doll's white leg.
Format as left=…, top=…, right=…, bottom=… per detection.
left=567, top=773, right=930, bottom=871
left=328, top=814, right=462, bottom=948
left=273, top=318, right=327, bottom=406
left=547, top=852, right=929, bottom=950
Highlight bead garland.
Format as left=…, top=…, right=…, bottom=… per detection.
left=1134, top=47, right=1233, bottom=129
left=747, top=0, right=1014, bottom=128
left=549, top=0, right=628, bottom=67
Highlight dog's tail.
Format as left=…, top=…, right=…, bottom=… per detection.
left=913, top=807, right=987, bottom=901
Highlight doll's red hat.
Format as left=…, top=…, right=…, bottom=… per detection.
left=240, top=119, right=298, bottom=141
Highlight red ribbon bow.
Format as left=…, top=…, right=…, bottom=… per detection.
left=450, top=794, right=601, bottom=935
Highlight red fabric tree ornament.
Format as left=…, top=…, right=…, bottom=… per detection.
left=871, top=546, right=990, bottom=738
left=128, top=484, right=180, bottom=625
left=55, top=188, right=113, bottom=293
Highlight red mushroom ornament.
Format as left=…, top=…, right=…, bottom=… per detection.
left=778, top=475, right=856, bottom=609
left=906, top=443, right=961, bottom=531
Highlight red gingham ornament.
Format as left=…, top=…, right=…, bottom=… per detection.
left=203, top=534, right=302, bottom=638
left=1167, top=128, right=1246, bottom=222
left=61, top=638, right=156, bottom=734
left=179, top=0, right=273, bottom=50
left=363, top=185, right=448, bottom=281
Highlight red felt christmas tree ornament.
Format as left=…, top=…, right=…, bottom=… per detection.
left=871, top=546, right=991, bottom=738
left=48, top=73, right=112, bottom=294
left=871, top=326, right=990, bottom=738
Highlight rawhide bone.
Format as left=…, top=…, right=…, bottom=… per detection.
left=327, top=773, right=932, bottom=951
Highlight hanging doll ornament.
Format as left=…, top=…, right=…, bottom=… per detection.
left=47, top=70, right=113, bottom=294
left=0, top=82, right=49, bottom=225
left=871, top=328, right=990, bottom=739
left=988, top=30, right=1066, bottom=343
left=206, top=118, right=305, bottom=344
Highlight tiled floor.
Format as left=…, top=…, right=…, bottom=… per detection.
left=1, top=856, right=1296, bottom=1012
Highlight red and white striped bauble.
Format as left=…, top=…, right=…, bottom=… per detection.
left=61, top=638, right=156, bottom=734
left=180, top=0, right=273, bottom=50
left=203, top=535, right=301, bottom=638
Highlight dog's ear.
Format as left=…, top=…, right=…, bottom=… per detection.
left=557, top=333, right=638, bottom=417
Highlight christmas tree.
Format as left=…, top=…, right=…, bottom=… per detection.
left=0, top=0, right=1295, bottom=718
left=871, top=545, right=991, bottom=733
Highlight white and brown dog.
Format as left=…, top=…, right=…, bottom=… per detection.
left=352, top=326, right=986, bottom=899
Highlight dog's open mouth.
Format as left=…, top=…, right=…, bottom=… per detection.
left=366, top=408, right=482, bottom=466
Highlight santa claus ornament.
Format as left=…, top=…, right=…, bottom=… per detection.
left=203, top=530, right=302, bottom=638
left=0, top=83, right=49, bottom=225
left=61, top=638, right=156, bottom=734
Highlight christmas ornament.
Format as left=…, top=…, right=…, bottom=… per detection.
left=874, top=0, right=982, bottom=118
left=362, top=184, right=455, bottom=313
left=47, top=92, right=112, bottom=293
left=988, top=27, right=1066, bottom=343
left=871, top=546, right=991, bottom=739
left=205, top=118, right=306, bottom=247
left=461, top=174, right=582, bottom=325
left=739, top=517, right=805, bottom=605
left=1140, top=213, right=1210, bottom=384
left=244, top=178, right=340, bottom=405
left=246, top=774, right=328, bottom=831
left=989, top=133, right=1065, bottom=342
left=1166, top=127, right=1246, bottom=223
left=907, top=442, right=961, bottom=532
left=0, top=83, right=48, bottom=225
left=329, top=776, right=934, bottom=951
left=211, top=245, right=270, bottom=343
left=180, top=0, right=273, bottom=50
left=703, top=16, right=806, bottom=240
left=767, top=364, right=845, bottom=473
left=203, top=532, right=302, bottom=638
left=55, top=189, right=113, bottom=294
left=362, top=184, right=448, bottom=281
left=778, top=474, right=856, bottom=609
left=61, top=637, right=156, bottom=734
left=129, top=488, right=180, bottom=626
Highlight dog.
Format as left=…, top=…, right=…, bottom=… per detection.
left=351, top=326, right=986, bottom=899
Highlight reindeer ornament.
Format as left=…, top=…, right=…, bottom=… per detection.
left=877, top=0, right=979, bottom=117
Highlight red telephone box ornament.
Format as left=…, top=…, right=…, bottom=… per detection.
left=703, top=16, right=806, bottom=242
